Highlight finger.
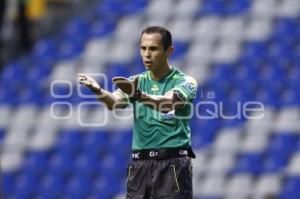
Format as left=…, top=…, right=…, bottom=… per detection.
left=112, top=78, right=122, bottom=83
left=77, top=73, right=87, bottom=78
left=79, top=79, right=86, bottom=84
left=78, top=76, right=86, bottom=81
left=81, top=80, right=92, bottom=86
left=112, top=76, right=127, bottom=81
left=85, top=81, right=92, bottom=86
left=78, top=78, right=87, bottom=84
left=113, top=80, right=131, bottom=86
left=78, top=77, right=87, bottom=83
left=78, top=74, right=91, bottom=80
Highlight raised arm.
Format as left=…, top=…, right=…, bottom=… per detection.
left=77, top=73, right=128, bottom=110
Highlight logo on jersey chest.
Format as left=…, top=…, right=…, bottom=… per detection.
left=151, top=85, right=159, bottom=92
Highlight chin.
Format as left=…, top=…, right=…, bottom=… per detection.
left=145, top=65, right=156, bottom=71
left=144, top=65, right=152, bottom=71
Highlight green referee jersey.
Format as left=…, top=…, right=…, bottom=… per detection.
left=122, top=67, right=198, bottom=150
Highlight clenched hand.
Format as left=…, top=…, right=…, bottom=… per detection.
left=112, top=76, right=139, bottom=98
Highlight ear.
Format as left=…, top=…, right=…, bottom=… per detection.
left=166, top=46, right=174, bottom=57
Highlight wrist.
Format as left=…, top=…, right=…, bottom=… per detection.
left=91, top=86, right=102, bottom=95
left=133, top=89, right=143, bottom=100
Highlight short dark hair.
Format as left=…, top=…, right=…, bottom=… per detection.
left=140, top=26, right=173, bottom=51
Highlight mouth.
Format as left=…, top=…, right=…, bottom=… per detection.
left=144, top=61, right=153, bottom=66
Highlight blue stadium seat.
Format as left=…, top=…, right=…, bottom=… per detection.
left=17, top=87, right=44, bottom=105
left=279, top=177, right=300, bottom=199
left=0, top=128, right=5, bottom=143
left=57, top=39, right=85, bottom=60
left=258, top=63, right=286, bottom=83
left=38, top=174, right=65, bottom=199
left=233, top=63, right=260, bottom=83
left=231, top=153, right=263, bottom=175
left=52, top=84, right=73, bottom=98
left=48, top=151, right=75, bottom=176
left=31, top=38, right=58, bottom=64
left=62, top=17, right=90, bottom=40
left=171, top=41, right=189, bottom=61
left=191, top=120, right=219, bottom=148
left=255, top=87, right=279, bottom=107
left=91, top=176, right=120, bottom=199
left=82, top=130, right=110, bottom=156
left=287, top=65, right=300, bottom=88
left=223, top=0, right=251, bottom=15
left=95, top=0, right=126, bottom=19
left=196, top=0, right=223, bottom=16
left=262, top=153, right=289, bottom=173
left=73, top=153, right=101, bottom=177
left=55, top=129, right=84, bottom=156
left=267, top=133, right=298, bottom=156
left=88, top=19, right=116, bottom=38
left=210, top=64, right=234, bottom=82
left=22, top=151, right=51, bottom=177
left=266, top=48, right=293, bottom=65
left=100, top=154, right=127, bottom=178
left=108, top=130, right=132, bottom=155
left=25, top=63, right=52, bottom=86
left=1, top=62, right=26, bottom=84
left=292, top=45, right=300, bottom=63
left=106, top=63, right=132, bottom=80
left=273, top=19, right=299, bottom=37
left=13, top=173, right=38, bottom=199
left=2, top=172, right=17, bottom=197
left=65, top=175, right=91, bottom=199
left=280, top=88, right=300, bottom=106
left=0, top=86, right=18, bottom=105
left=123, top=0, right=148, bottom=15
left=241, top=42, right=269, bottom=61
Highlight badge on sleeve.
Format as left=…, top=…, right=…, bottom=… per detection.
left=183, top=76, right=197, bottom=93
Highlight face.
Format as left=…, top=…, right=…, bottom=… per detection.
left=140, top=33, right=172, bottom=71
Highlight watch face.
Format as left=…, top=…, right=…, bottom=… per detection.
left=174, top=90, right=185, bottom=102
left=136, top=89, right=142, bottom=98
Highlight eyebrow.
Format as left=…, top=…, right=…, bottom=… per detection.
left=140, top=44, right=159, bottom=47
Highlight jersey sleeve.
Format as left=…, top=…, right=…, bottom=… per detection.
left=170, top=76, right=198, bottom=102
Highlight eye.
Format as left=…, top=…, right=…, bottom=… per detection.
left=141, top=46, right=146, bottom=51
left=149, top=46, right=158, bottom=51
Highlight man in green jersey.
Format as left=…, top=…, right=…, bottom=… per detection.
left=78, top=26, right=198, bottom=199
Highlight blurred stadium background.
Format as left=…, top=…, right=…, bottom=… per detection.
left=0, top=0, right=300, bottom=198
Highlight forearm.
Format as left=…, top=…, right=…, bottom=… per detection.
left=137, top=93, right=175, bottom=113
left=78, top=73, right=128, bottom=110
left=94, top=89, right=127, bottom=110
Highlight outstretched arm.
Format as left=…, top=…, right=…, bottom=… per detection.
left=77, top=73, right=128, bottom=110
left=137, top=90, right=185, bottom=113
left=113, top=76, right=184, bottom=113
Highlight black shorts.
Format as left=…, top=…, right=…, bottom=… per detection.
left=126, top=157, right=193, bottom=199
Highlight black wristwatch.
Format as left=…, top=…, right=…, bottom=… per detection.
left=133, top=89, right=142, bottom=100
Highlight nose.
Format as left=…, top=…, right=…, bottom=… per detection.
left=145, top=49, right=151, bottom=58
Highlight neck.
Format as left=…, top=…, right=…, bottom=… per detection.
left=150, top=63, right=172, bottom=81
